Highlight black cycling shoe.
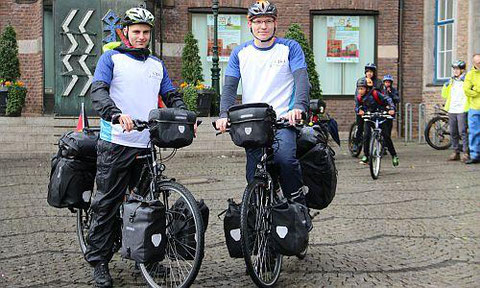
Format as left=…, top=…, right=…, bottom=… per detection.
left=93, top=262, right=112, bottom=288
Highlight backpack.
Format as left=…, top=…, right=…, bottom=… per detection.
left=357, top=89, right=383, bottom=106
left=270, top=200, right=311, bottom=256
left=299, top=143, right=337, bottom=210
left=169, top=198, right=209, bottom=260
left=121, top=194, right=167, bottom=263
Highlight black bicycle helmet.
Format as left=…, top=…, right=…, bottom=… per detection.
left=356, top=78, right=368, bottom=88
left=452, top=60, right=466, bottom=70
left=365, top=63, right=377, bottom=72
left=122, top=7, right=155, bottom=28
left=248, top=1, right=278, bottom=20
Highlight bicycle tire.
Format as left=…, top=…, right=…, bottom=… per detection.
left=425, top=116, right=451, bottom=150
left=139, top=181, right=204, bottom=288
left=348, top=123, right=362, bottom=157
left=369, top=133, right=382, bottom=180
left=76, top=208, right=90, bottom=255
left=240, top=178, right=282, bottom=288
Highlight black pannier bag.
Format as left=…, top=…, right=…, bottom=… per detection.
left=296, top=125, right=328, bottom=158
left=228, top=103, right=276, bottom=148
left=47, top=156, right=95, bottom=209
left=299, top=143, right=337, bottom=210
left=270, top=200, right=311, bottom=256
left=219, top=199, right=243, bottom=258
left=121, top=195, right=167, bottom=263
left=59, top=131, right=98, bottom=161
left=169, top=198, right=209, bottom=260
left=148, top=108, right=197, bottom=148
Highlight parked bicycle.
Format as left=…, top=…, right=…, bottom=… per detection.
left=77, top=116, right=205, bottom=288
left=362, top=111, right=394, bottom=179
left=424, top=107, right=451, bottom=150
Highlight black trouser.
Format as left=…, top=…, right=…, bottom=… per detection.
left=85, top=139, right=149, bottom=265
left=354, top=115, right=364, bottom=143
left=363, top=120, right=397, bottom=158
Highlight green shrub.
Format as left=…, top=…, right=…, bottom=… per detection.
left=181, top=31, right=203, bottom=85
left=285, top=23, right=322, bottom=99
left=182, top=84, right=198, bottom=111
left=0, top=25, right=20, bottom=82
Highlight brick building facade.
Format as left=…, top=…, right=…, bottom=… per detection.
left=1, top=0, right=479, bottom=136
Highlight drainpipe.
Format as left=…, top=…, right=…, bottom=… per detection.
left=159, top=0, right=164, bottom=59
left=397, top=0, right=404, bottom=137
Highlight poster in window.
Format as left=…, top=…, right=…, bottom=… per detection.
left=207, top=14, right=241, bottom=62
left=326, top=16, right=360, bottom=63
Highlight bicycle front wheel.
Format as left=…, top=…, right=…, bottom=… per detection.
left=369, top=134, right=382, bottom=180
left=425, top=116, right=451, bottom=150
left=139, top=181, right=204, bottom=288
left=241, top=178, right=282, bottom=288
left=348, top=123, right=362, bottom=157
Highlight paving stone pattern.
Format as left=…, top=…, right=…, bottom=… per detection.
left=0, top=143, right=479, bottom=287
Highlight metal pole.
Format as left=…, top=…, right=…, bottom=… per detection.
left=404, top=103, right=412, bottom=143
left=418, top=103, right=426, bottom=143
left=211, top=0, right=221, bottom=97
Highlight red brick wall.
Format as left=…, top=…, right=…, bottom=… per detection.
left=158, top=1, right=412, bottom=131
left=0, top=1, right=43, bottom=115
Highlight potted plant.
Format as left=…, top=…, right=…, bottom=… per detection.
left=179, top=81, right=214, bottom=117
left=180, top=31, right=215, bottom=116
left=4, top=80, right=27, bottom=116
left=0, top=25, right=22, bottom=116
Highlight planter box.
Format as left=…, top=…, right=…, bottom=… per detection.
left=0, top=87, right=8, bottom=116
left=196, top=90, right=215, bottom=117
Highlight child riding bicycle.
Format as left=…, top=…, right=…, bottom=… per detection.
left=355, top=78, right=398, bottom=166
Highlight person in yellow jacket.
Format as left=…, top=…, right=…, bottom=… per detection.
left=442, top=60, right=469, bottom=162
left=463, top=54, right=480, bottom=164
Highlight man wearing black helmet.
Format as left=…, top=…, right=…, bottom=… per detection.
left=216, top=0, right=310, bottom=205
left=442, top=60, right=469, bottom=162
left=86, top=7, right=188, bottom=287
left=355, top=78, right=397, bottom=164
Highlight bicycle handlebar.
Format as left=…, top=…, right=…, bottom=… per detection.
left=361, top=111, right=394, bottom=120
left=113, top=117, right=202, bottom=132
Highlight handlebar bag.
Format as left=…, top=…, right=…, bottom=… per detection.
left=121, top=195, right=166, bottom=263
left=47, top=155, right=95, bottom=209
left=148, top=108, right=197, bottom=148
left=270, top=200, right=311, bottom=256
left=169, top=197, right=209, bottom=260
left=299, top=143, right=337, bottom=210
left=228, top=103, right=276, bottom=148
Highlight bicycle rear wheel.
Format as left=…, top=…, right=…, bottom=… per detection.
left=76, top=207, right=91, bottom=255
left=369, top=134, right=382, bottom=180
left=348, top=123, right=362, bottom=157
left=240, top=178, right=282, bottom=288
left=139, top=181, right=204, bottom=288
left=425, top=116, right=451, bottom=150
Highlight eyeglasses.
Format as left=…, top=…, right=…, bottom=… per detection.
left=251, top=19, right=275, bottom=26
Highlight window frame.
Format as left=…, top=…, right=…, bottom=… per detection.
left=310, top=9, right=379, bottom=99
left=434, top=0, right=455, bottom=84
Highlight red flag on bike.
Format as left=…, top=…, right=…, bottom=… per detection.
left=76, top=103, right=89, bottom=132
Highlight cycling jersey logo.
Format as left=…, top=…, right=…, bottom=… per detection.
left=271, top=58, right=287, bottom=66
left=245, top=127, right=252, bottom=135
left=149, top=71, right=162, bottom=80
left=178, top=125, right=185, bottom=133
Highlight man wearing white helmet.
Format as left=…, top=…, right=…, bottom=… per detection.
left=216, top=1, right=310, bottom=206
left=85, top=7, right=188, bottom=287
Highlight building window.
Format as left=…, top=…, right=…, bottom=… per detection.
left=191, top=13, right=251, bottom=93
left=312, top=15, right=376, bottom=96
left=435, top=0, right=455, bottom=81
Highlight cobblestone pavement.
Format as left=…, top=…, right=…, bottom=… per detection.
left=1, top=142, right=479, bottom=287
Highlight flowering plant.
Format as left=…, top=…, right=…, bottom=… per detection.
left=5, top=80, right=27, bottom=116
left=179, top=80, right=213, bottom=111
